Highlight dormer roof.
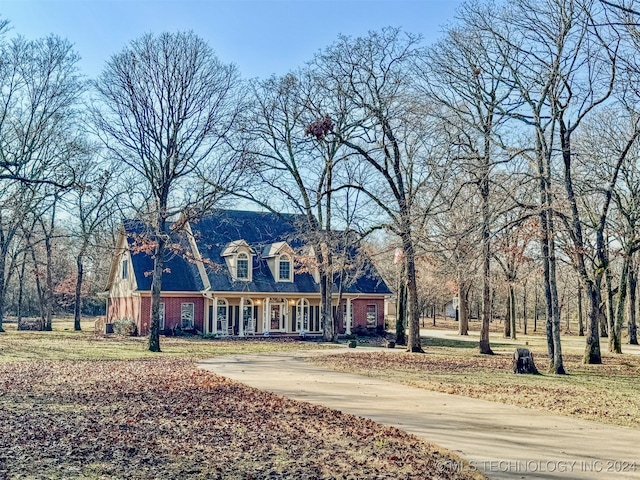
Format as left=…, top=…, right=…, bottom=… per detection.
left=261, top=241, right=291, bottom=258
left=221, top=240, right=255, bottom=257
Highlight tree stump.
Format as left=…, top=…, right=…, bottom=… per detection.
left=513, top=348, right=538, bottom=374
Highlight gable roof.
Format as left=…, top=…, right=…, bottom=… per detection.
left=221, top=239, right=255, bottom=257
left=261, top=241, right=290, bottom=258
left=121, top=210, right=391, bottom=296
left=189, top=210, right=316, bottom=293
left=190, top=210, right=391, bottom=295
left=123, top=219, right=204, bottom=292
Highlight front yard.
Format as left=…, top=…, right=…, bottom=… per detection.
left=0, top=320, right=484, bottom=479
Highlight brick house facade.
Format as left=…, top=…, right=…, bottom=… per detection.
left=106, top=210, right=391, bottom=337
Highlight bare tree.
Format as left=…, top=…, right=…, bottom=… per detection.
left=418, top=3, right=520, bottom=353
left=468, top=0, right=624, bottom=370
left=64, top=146, right=119, bottom=331
left=313, top=28, right=448, bottom=352
left=238, top=71, right=356, bottom=341
left=92, top=31, right=245, bottom=352
left=0, top=27, right=82, bottom=331
left=0, top=32, right=81, bottom=186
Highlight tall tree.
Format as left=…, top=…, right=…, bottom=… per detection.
left=92, top=31, right=245, bottom=352
left=238, top=72, right=354, bottom=341
left=0, top=28, right=82, bottom=331
left=419, top=4, right=518, bottom=354
left=314, top=28, right=448, bottom=352
left=65, top=147, right=118, bottom=331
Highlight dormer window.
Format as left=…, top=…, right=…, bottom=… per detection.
left=221, top=240, right=254, bottom=282
left=278, top=254, right=291, bottom=281
left=263, top=241, right=294, bottom=283
left=237, top=253, right=249, bottom=280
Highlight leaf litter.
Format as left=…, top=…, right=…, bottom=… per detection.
left=0, top=358, right=484, bottom=479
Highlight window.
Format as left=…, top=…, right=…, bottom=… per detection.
left=122, top=259, right=129, bottom=279
left=279, top=254, right=291, bottom=281
left=158, top=302, right=165, bottom=331
left=366, top=304, right=377, bottom=329
left=181, top=303, right=194, bottom=329
left=237, top=253, right=249, bottom=280
left=216, top=299, right=228, bottom=333
left=296, top=298, right=310, bottom=332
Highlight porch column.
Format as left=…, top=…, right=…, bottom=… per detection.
left=212, top=296, right=218, bottom=335
left=263, top=297, right=270, bottom=334
left=239, top=297, right=245, bottom=337
left=204, top=298, right=209, bottom=334
left=346, top=298, right=352, bottom=335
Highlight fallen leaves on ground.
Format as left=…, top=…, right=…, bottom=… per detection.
left=312, top=351, right=640, bottom=428
left=0, top=358, right=484, bottom=480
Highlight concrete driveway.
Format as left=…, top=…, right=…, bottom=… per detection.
left=200, top=348, right=640, bottom=480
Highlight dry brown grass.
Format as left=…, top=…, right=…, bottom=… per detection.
left=0, top=358, right=485, bottom=480
left=0, top=320, right=486, bottom=480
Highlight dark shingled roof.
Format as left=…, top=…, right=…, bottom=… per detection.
left=124, top=210, right=391, bottom=295
left=123, top=219, right=204, bottom=292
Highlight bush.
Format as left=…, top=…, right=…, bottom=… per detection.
left=113, top=318, right=138, bottom=336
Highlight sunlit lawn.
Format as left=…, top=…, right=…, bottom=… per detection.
left=0, top=317, right=333, bottom=362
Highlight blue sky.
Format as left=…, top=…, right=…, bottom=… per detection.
left=1, top=0, right=464, bottom=79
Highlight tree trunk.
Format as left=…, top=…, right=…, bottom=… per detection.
left=43, top=233, right=54, bottom=331
left=523, top=284, right=528, bottom=336
left=584, top=280, right=603, bottom=364
left=629, top=256, right=638, bottom=345
left=578, top=281, right=584, bottom=336
left=0, top=248, right=6, bottom=333
left=28, top=239, right=46, bottom=330
left=541, top=214, right=554, bottom=368
left=479, top=174, right=493, bottom=354
left=510, top=283, right=516, bottom=340
left=148, top=208, right=168, bottom=353
left=612, top=255, right=630, bottom=354
left=321, top=271, right=334, bottom=342
left=534, top=282, right=538, bottom=333
left=74, top=249, right=86, bottom=331
left=504, top=294, right=511, bottom=338
left=396, top=263, right=407, bottom=345
left=403, top=232, right=423, bottom=353
left=540, top=145, right=564, bottom=373
left=599, top=300, right=609, bottom=337
left=17, top=251, right=27, bottom=327
left=458, top=275, right=469, bottom=336
left=149, top=234, right=165, bottom=352
left=606, top=261, right=616, bottom=350
left=548, top=224, right=564, bottom=373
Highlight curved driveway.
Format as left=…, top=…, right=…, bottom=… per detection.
left=200, top=348, right=640, bottom=480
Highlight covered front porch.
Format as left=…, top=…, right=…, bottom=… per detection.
left=201, top=295, right=356, bottom=337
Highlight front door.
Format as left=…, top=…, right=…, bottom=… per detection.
left=270, top=303, right=286, bottom=331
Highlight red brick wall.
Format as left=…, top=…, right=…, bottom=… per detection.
left=352, top=298, right=385, bottom=331
left=342, top=298, right=384, bottom=332
left=139, top=296, right=204, bottom=336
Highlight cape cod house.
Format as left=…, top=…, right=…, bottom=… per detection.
left=105, top=210, right=391, bottom=337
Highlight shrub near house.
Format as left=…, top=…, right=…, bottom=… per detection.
left=105, top=210, right=391, bottom=337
